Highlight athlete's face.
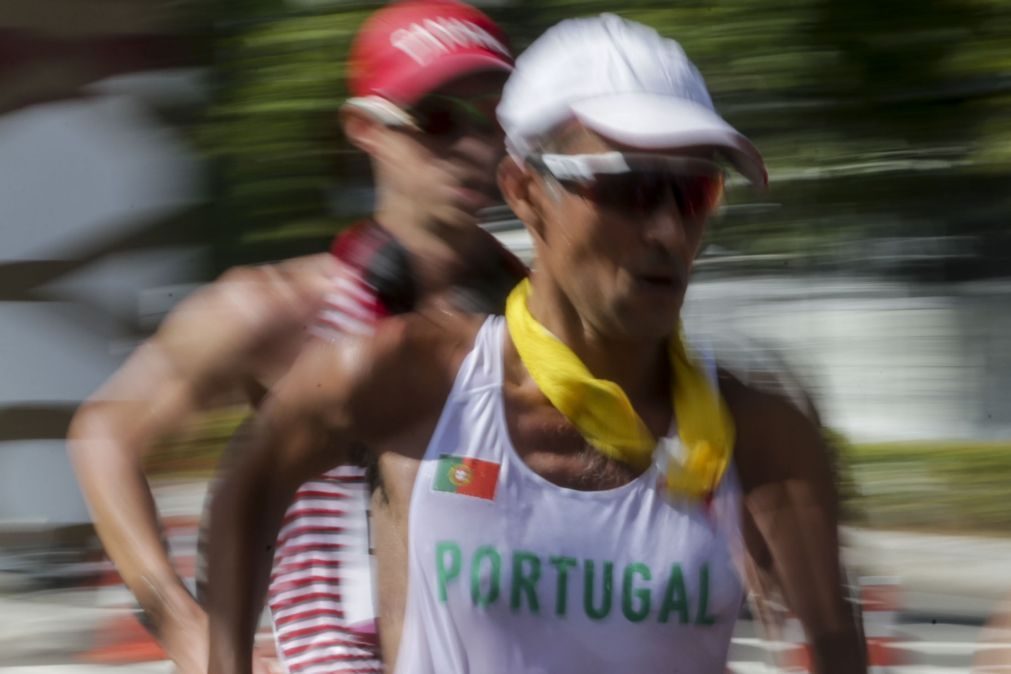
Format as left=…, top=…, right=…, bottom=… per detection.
left=512, top=126, right=717, bottom=341
left=370, top=72, right=507, bottom=230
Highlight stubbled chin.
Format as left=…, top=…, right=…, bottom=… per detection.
left=600, top=296, right=680, bottom=338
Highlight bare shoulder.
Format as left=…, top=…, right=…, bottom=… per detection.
left=269, top=252, right=340, bottom=291
left=719, top=368, right=832, bottom=488
left=191, top=253, right=337, bottom=329
left=347, top=309, right=485, bottom=444
left=278, top=308, right=485, bottom=446
left=151, top=255, right=338, bottom=379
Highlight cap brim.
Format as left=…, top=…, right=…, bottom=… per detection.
left=571, top=93, right=767, bottom=188
left=378, top=53, right=513, bottom=106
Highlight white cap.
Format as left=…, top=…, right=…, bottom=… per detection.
left=497, top=14, right=767, bottom=187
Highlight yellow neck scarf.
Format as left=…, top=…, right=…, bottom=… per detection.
left=504, top=278, right=734, bottom=499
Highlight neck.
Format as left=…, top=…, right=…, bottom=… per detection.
left=373, top=197, right=498, bottom=296
left=526, top=272, right=670, bottom=407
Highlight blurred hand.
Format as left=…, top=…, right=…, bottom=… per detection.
left=164, top=611, right=275, bottom=674
left=165, top=602, right=277, bottom=674
left=162, top=602, right=209, bottom=674
left=252, top=654, right=277, bottom=674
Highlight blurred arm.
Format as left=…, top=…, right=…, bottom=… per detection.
left=68, top=315, right=233, bottom=645
left=206, top=309, right=463, bottom=674
left=67, top=260, right=332, bottom=670
left=727, top=374, right=866, bottom=674
left=206, top=338, right=361, bottom=674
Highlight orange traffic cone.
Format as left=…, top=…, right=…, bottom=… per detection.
left=78, top=515, right=200, bottom=664
left=779, top=611, right=813, bottom=672
left=77, top=611, right=166, bottom=664
left=860, top=576, right=905, bottom=672
left=768, top=577, right=905, bottom=673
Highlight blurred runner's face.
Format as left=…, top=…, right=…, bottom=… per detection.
left=377, top=72, right=507, bottom=230
left=530, top=127, right=716, bottom=341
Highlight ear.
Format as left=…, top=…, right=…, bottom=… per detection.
left=498, top=156, right=548, bottom=240
left=340, top=105, right=384, bottom=157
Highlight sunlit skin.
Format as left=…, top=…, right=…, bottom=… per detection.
left=207, top=122, right=863, bottom=674
left=356, top=72, right=509, bottom=290
left=500, top=125, right=722, bottom=415
left=67, top=69, right=513, bottom=674
left=520, top=126, right=715, bottom=343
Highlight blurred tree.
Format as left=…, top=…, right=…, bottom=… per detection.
left=194, top=0, right=1011, bottom=275
left=809, top=0, right=996, bottom=146
left=197, top=3, right=377, bottom=269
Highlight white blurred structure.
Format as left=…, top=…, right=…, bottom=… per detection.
left=682, top=276, right=1011, bottom=442
left=0, top=68, right=205, bottom=525
left=490, top=220, right=1011, bottom=443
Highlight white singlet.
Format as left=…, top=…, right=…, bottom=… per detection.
left=394, top=316, right=744, bottom=674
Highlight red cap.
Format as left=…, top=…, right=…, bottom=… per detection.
left=348, top=0, right=513, bottom=106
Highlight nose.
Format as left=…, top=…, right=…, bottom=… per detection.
left=451, top=130, right=505, bottom=173
left=642, top=201, right=687, bottom=254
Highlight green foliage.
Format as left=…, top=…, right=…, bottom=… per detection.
left=147, top=408, right=1011, bottom=536
left=841, top=439, right=1011, bottom=534
left=193, top=0, right=1011, bottom=270
left=198, top=5, right=377, bottom=268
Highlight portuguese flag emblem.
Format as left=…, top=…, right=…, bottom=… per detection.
left=433, top=454, right=500, bottom=501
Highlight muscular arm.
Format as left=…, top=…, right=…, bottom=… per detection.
left=207, top=311, right=471, bottom=674
left=206, top=346, right=352, bottom=673
left=66, top=256, right=334, bottom=670
left=726, top=374, right=866, bottom=674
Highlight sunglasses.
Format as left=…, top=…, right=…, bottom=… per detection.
left=346, top=94, right=500, bottom=139
left=529, top=152, right=725, bottom=220
left=409, top=94, right=501, bottom=138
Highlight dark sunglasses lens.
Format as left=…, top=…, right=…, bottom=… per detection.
left=585, top=170, right=722, bottom=217
left=670, top=173, right=723, bottom=218
left=414, top=104, right=460, bottom=137
left=589, top=173, right=662, bottom=214
left=412, top=98, right=499, bottom=138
